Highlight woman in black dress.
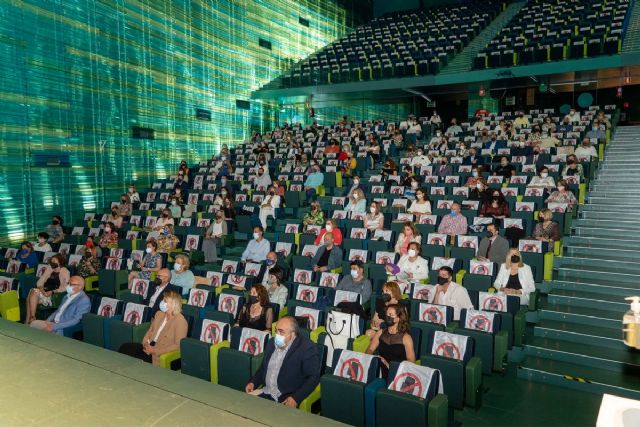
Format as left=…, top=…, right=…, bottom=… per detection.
left=366, top=304, right=416, bottom=379
left=237, top=284, right=273, bottom=332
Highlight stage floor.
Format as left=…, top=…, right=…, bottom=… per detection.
left=0, top=319, right=341, bottom=427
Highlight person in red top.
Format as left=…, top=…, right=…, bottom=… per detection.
left=314, top=219, right=343, bottom=246
left=480, top=190, right=511, bottom=219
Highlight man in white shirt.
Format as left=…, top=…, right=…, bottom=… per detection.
left=430, top=266, right=473, bottom=321
left=574, top=137, right=598, bottom=160
left=564, top=108, right=581, bottom=124
left=410, top=149, right=431, bottom=168
left=30, top=276, right=90, bottom=335
left=399, top=115, right=414, bottom=132
left=253, top=167, right=272, bottom=191
left=259, top=185, right=281, bottom=229
left=446, top=118, right=462, bottom=136
left=241, top=226, right=271, bottom=263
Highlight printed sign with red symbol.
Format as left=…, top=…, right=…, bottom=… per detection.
left=333, top=350, right=374, bottom=383
left=200, top=319, right=226, bottom=344
left=479, top=292, right=508, bottom=312
left=350, top=228, right=367, bottom=239
left=218, top=294, right=239, bottom=315
left=547, top=202, right=568, bottom=213
left=302, top=244, right=320, bottom=258
left=227, top=274, right=247, bottom=288
left=206, top=271, right=224, bottom=287
left=293, top=269, right=312, bottom=285
left=222, top=260, right=238, bottom=273
left=185, top=235, right=200, bottom=251
left=0, top=277, right=13, bottom=293
left=294, top=306, right=320, bottom=330
left=98, top=297, right=119, bottom=318
left=419, top=214, right=437, bottom=225
left=319, top=272, right=339, bottom=288
left=239, top=328, right=269, bottom=356
left=518, top=239, right=542, bottom=253
left=431, top=331, right=468, bottom=361
left=188, top=288, right=209, bottom=308
left=412, top=284, right=434, bottom=302
left=348, top=249, right=367, bottom=262
left=244, top=262, right=261, bottom=277
left=457, top=235, right=478, bottom=251
left=470, top=260, right=493, bottom=276
left=524, top=187, right=542, bottom=197
left=515, top=202, right=534, bottom=212
left=465, top=309, right=495, bottom=332
left=419, top=303, right=447, bottom=325
left=132, top=279, right=149, bottom=298
left=123, top=303, right=145, bottom=325
left=296, top=284, right=318, bottom=303
left=285, top=224, right=300, bottom=234
left=334, top=290, right=359, bottom=306
left=427, top=233, right=447, bottom=246
left=430, top=257, right=455, bottom=271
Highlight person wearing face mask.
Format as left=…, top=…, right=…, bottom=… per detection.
left=311, top=232, right=343, bottom=273
left=154, top=209, right=175, bottom=231
left=35, top=232, right=52, bottom=253
left=303, top=201, right=325, bottom=231
left=431, top=266, right=473, bottom=321
left=365, top=202, right=385, bottom=232
left=245, top=317, right=320, bottom=407
left=525, top=146, right=550, bottom=170
left=167, top=196, right=182, bottom=218
left=561, top=155, right=584, bottom=178
left=237, top=284, right=274, bottom=331
left=265, top=266, right=288, bottom=308
left=513, top=112, right=529, bottom=128
left=128, top=240, right=162, bottom=288
left=435, top=157, right=453, bottom=178
left=531, top=208, right=561, bottom=248
left=446, top=117, right=462, bottom=136
left=546, top=179, right=577, bottom=211
left=557, top=116, right=573, bottom=133
left=29, top=276, right=90, bottom=334
left=336, top=260, right=372, bottom=306
left=118, top=193, right=132, bottom=216
left=394, top=222, right=422, bottom=255
left=528, top=167, right=556, bottom=190
left=564, top=108, right=581, bottom=124
left=241, top=226, right=271, bottom=263
left=397, top=243, right=430, bottom=290
left=119, top=290, right=187, bottom=365
left=142, top=268, right=180, bottom=314
left=493, top=156, right=515, bottom=179
left=314, top=219, right=343, bottom=246
left=99, top=222, right=119, bottom=249
left=304, top=165, right=324, bottom=202
left=480, top=191, right=510, bottom=220
left=253, top=167, right=272, bottom=191
left=259, top=185, right=282, bottom=230
left=464, top=166, right=483, bottom=187
left=106, top=207, right=123, bottom=229
left=477, top=223, right=510, bottom=263
left=574, top=137, right=598, bottom=160
left=156, top=225, right=180, bottom=253
left=429, top=110, right=442, bottom=131
left=128, top=184, right=141, bottom=208
left=45, top=216, right=65, bottom=244
left=16, top=241, right=38, bottom=269
left=259, top=251, right=290, bottom=285
left=345, top=188, right=366, bottom=213
left=381, top=159, right=398, bottom=179
left=437, top=202, right=468, bottom=244
left=493, top=249, right=535, bottom=305
left=173, top=172, right=189, bottom=200
left=403, top=177, right=421, bottom=200
left=76, top=241, right=101, bottom=279
left=202, top=211, right=228, bottom=263
left=25, top=254, right=70, bottom=324
left=469, top=178, right=491, bottom=203
left=170, top=254, right=195, bottom=297
left=407, top=189, right=431, bottom=215
left=366, top=304, right=416, bottom=379
left=539, top=129, right=560, bottom=149
left=462, top=148, right=483, bottom=167
left=410, top=149, right=430, bottom=168
left=366, top=282, right=402, bottom=338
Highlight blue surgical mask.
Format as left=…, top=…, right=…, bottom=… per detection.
left=350, top=270, right=358, bottom=278
left=450, top=210, right=457, bottom=217
left=274, top=333, right=286, bottom=349
left=266, top=259, right=274, bottom=266
left=159, top=301, right=169, bottom=312
left=65, top=285, right=74, bottom=295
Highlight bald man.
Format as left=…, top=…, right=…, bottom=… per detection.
left=143, top=268, right=181, bottom=315
left=30, top=275, right=90, bottom=335
left=246, top=317, right=320, bottom=407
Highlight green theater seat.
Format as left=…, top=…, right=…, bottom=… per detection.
left=217, top=327, right=269, bottom=391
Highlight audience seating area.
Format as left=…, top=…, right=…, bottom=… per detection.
left=0, top=104, right=618, bottom=426
left=474, top=0, right=633, bottom=69
left=275, top=1, right=504, bottom=88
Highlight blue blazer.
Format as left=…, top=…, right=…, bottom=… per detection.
left=250, top=335, right=321, bottom=404
left=47, top=291, right=91, bottom=335
left=143, top=283, right=182, bottom=315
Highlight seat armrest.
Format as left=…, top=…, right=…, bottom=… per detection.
left=159, top=350, right=181, bottom=370
left=428, top=394, right=449, bottom=427
left=465, top=356, right=483, bottom=409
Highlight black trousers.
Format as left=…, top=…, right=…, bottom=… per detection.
left=119, top=342, right=152, bottom=363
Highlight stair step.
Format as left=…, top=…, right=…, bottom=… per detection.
left=571, top=226, right=640, bottom=239
left=552, top=279, right=640, bottom=297
left=565, top=236, right=640, bottom=250
left=539, top=302, right=622, bottom=328
left=572, top=218, right=640, bottom=229
left=563, top=246, right=640, bottom=262
left=557, top=267, right=639, bottom=285
left=558, top=256, right=640, bottom=274
left=547, top=288, right=629, bottom=313
left=534, top=319, right=626, bottom=349
left=518, top=356, right=640, bottom=399
left=524, top=337, right=640, bottom=373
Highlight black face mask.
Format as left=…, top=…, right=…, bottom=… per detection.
left=511, top=255, right=521, bottom=263
left=50, top=262, right=59, bottom=269
left=381, top=293, right=391, bottom=303
left=437, top=276, right=449, bottom=285
left=153, top=278, right=163, bottom=286
left=538, top=217, right=545, bottom=223
left=486, top=231, right=494, bottom=238
left=52, top=220, right=59, bottom=225
left=385, top=315, right=395, bottom=325
left=249, top=295, right=258, bottom=305
left=492, top=196, right=500, bottom=201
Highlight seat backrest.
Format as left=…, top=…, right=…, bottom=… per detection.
left=413, top=302, right=453, bottom=326
left=460, top=308, right=501, bottom=334
left=231, top=327, right=270, bottom=355
left=187, top=287, right=214, bottom=308
left=332, top=349, right=379, bottom=384
left=96, top=297, right=123, bottom=318
left=430, top=331, right=474, bottom=364
left=196, top=318, right=230, bottom=344
left=122, top=302, right=150, bottom=325
left=217, top=292, right=244, bottom=320
left=387, top=361, right=440, bottom=401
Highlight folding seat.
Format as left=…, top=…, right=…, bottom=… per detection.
left=429, top=58, right=440, bottom=74
left=587, top=38, right=602, bottom=57
left=349, top=66, right=361, bottom=82
left=217, top=327, right=270, bottom=391
left=535, top=45, right=549, bottom=63
left=107, top=302, right=152, bottom=351
left=382, top=63, right=394, bottom=79
left=473, top=53, right=487, bottom=70
left=604, top=36, right=621, bottom=55
left=0, top=289, right=19, bottom=321
left=82, top=296, right=124, bottom=348
left=550, top=43, right=565, bottom=61
left=520, top=46, right=535, bottom=65
left=419, top=331, right=482, bottom=409
left=455, top=308, right=507, bottom=374
left=216, top=289, right=246, bottom=321
left=340, top=66, right=351, bottom=83
left=409, top=301, right=452, bottom=355
left=360, top=64, right=372, bottom=81
left=570, top=40, right=586, bottom=59
left=394, top=61, right=405, bottom=77
left=320, top=349, right=381, bottom=426
left=375, top=361, right=448, bottom=427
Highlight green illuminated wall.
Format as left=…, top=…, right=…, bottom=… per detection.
left=0, top=0, right=347, bottom=244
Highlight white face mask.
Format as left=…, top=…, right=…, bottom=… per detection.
left=369, top=207, right=376, bottom=214
left=557, top=186, right=565, bottom=191
left=171, top=200, right=177, bottom=206
left=353, top=179, right=360, bottom=185
left=325, top=224, right=332, bottom=232
left=145, top=247, right=153, bottom=254
left=540, top=172, right=548, bottom=178
left=476, top=183, right=483, bottom=189
left=411, top=181, right=419, bottom=189
left=408, top=249, right=417, bottom=258
left=253, top=232, right=260, bottom=240
left=173, top=263, right=182, bottom=271
left=353, top=193, right=358, bottom=200
left=128, top=187, right=134, bottom=193
left=472, top=171, right=479, bottom=177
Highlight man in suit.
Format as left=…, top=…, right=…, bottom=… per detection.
left=30, top=276, right=91, bottom=335
left=143, top=268, right=181, bottom=315
left=435, top=157, right=453, bottom=178
left=259, top=251, right=290, bottom=286
left=477, top=223, right=510, bottom=264
left=311, top=232, right=343, bottom=273
left=525, top=147, right=550, bottom=170
left=245, top=316, right=321, bottom=407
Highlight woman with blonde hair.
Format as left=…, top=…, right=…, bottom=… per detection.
left=118, top=290, right=187, bottom=365
left=532, top=208, right=561, bottom=247
left=345, top=188, right=366, bottom=213
left=366, top=282, right=403, bottom=338
left=493, top=248, right=535, bottom=305
left=171, top=253, right=195, bottom=296
left=365, top=201, right=384, bottom=232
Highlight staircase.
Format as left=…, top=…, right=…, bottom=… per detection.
left=518, top=126, right=640, bottom=399
left=441, top=1, right=526, bottom=75
left=622, top=0, right=640, bottom=53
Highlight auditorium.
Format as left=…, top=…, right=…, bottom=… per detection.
left=2, top=0, right=640, bottom=426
